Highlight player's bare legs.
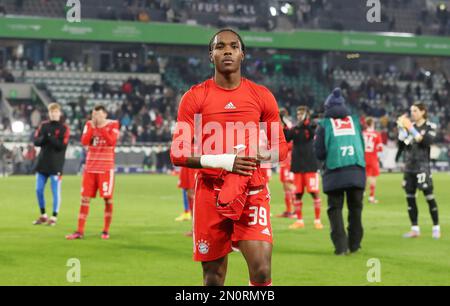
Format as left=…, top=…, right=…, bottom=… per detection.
left=239, top=240, right=272, bottom=286
left=66, top=196, right=91, bottom=240
left=290, top=192, right=322, bottom=229
left=310, top=192, right=323, bottom=229
left=277, top=183, right=295, bottom=218
left=102, top=198, right=113, bottom=240
left=367, top=176, right=378, bottom=204
left=202, top=256, right=228, bottom=286
left=290, top=193, right=305, bottom=229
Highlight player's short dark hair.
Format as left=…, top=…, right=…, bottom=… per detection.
left=412, top=102, right=428, bottom=119
left=297, top=106, right=310, bottom=114
left=366, top=117, right=374, bottom=127
left=93, top=105, right=108, bottom=114
left=209, top=28, right=246, bottom=52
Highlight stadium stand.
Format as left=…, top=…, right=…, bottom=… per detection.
left=0, top=0, right=449, bottom=174
left=2, top=55, right=449, bottom=146
left=1, top=0, right=448, bottom=35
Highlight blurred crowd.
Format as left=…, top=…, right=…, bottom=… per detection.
left=1, top=53, right=450, bottom=174
left=0, top=139, right=37, bottom=176
left=2, top=56, right=450, bottom=146
left=332, top=68, right=450, bottom=144
left=68, top=77, right=177, bottom=144
left=2, top=0, right=449, bottom=36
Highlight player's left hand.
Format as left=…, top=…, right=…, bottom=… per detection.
left=401, top=116, right=413, bottom=130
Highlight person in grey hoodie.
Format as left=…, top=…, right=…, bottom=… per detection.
left=314, top=88, right=366, bottom=255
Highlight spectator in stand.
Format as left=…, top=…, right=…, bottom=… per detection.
left=12, top=146, right=24, bottom=175
left=0, top=139, right=10, bottom=177
left=122, top=79, right=134, bottom=95
left=24, top=144, right=37, bottom=174
left=30, top=108, right=42, bottom=129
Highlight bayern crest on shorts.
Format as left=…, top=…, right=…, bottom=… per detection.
left=197, top=239, right=210, bottom=255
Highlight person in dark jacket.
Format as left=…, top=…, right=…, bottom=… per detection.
left=314, top=88, right=366, bottom=255
left=285, top=106, right=323, bottom=230
left=33, top=103, right=70, bottom=226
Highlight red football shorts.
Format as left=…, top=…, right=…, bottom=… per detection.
left=81, top=170, right=115, bottom=199
left=294, top=172, right=320, bottom=194
left=279, top=166, right=294, bottom=183
left=178, top=167, right=197, bottom=190
left=193, top=175, right=273, bottom=262
left=366, top=162, right=380, bottom=177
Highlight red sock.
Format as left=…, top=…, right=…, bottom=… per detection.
left=103, top=202, right=113, bottom=233
left=370, top=184, right=376, bottom=198
left=294, top=199, right=303, bottom=221
left=250, top=280, right=272, bottom=286
left=314, top=197, right=322, bottom=220
left=188, top=195, right=194, bottom=213
left=284, top=191, right=293, bottom=213
left=77, top=199, right=90, bottom=234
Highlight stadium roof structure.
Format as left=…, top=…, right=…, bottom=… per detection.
left=1, top=16, right=450, bottom=57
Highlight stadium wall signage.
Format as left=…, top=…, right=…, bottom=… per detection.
left=0, top=17, right=450, bottom=57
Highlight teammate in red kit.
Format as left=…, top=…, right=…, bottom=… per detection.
left=177, top=167, right=197, bottom=237
left=285, top=106, right=323, bottom=230
left=277, top=108, right=295, bottom=218
left=170, top=29, right=288, bottom=286
left=66, top=105, right=120, bottom=240
left=176, top=167, right=197, bottom=222
left=363, top=117, right=383, bottom=204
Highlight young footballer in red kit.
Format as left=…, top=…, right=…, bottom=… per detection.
left=277, top=108, right=295, bottom=218
left=363, top=117, right=383, bottom=204
left=176, top=167, right=197, bottom=222
left=285, top=106, right=323, bottom=230
left=170, top=29, right=288, bottom=286
left=177, top=167, right=198, bottom=237
left=66, top=105, right=120, bottom=240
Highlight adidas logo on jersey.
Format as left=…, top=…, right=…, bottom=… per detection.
left=261, top=228, right=271, bottom=236
left=224, top=102, right=237, bottom=110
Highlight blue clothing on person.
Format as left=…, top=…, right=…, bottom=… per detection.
left=36, top=172, right=62, bottom=216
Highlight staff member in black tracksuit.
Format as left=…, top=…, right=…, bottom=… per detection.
left=33, top=103, right=70, bottom=226
left=284, top=106, right=323, bottom=230
left=314, top=89, right=366, bottom=255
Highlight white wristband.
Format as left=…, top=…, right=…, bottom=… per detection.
left=200, top=154, right=236, bottom=172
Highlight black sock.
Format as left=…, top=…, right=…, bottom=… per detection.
left=53, top=212, right=58, bottom=218
left=424, top=191, right=439, bottom=226
left=40, top=208, right=46, bottom=215
left=406, top=196, right=418, bottom=226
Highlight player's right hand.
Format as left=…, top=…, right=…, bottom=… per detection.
left=232, top=157, right=257, bottom=176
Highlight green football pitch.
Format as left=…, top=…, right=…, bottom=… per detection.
left=0, top=173, right=449, bottom=286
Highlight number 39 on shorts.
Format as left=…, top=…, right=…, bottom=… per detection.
left=248, top=206, right=268, bottom=226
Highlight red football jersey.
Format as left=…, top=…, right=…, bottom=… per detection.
left=81, top=120, right=120, bottom=173
left=170, top=78, right=288, bottom=176
left=363, top=128, right=383, bottom=164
